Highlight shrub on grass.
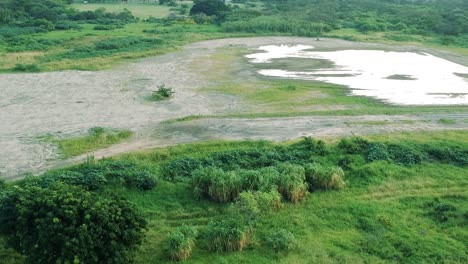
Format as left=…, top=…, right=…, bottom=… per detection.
left=29, top=170, right=107, bottom=191
left=165, top=225, right=197, bottom=261
left=275, top=163, right=308, bottom=203
left=367, top=143, right=390, bottom=162
left=150, top=84, right=175, bottom=101
left=338, top=155, right=366, bottom=171
left=388, top=144, right=425, bottom=165
left=0, top=183, right=147, bottom=264
left=207, top=170, right=242, bottom=203
left=160, top=157, right=202, bottom=181
left=338, top=137, right=369, bottom=154
left=205, top=217, right=251, bottom=252
left=124, top=170, right=157, bottom=191
left=236, top=190, right=282, bottom=214
left=424, top=145, right=468, bottom=165
left=304, top=163, right=346, bottom=190
left=12, top=63, right=40, bottom=72
left=265, top=229, right=297, bottom=254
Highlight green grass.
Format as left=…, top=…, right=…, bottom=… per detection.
left=3, top=130, right=467, bottom=263
left=72, top=2, right=172, bottom=19
left=42, top=127, right=133, bottom=158
left=438, top=118, right=457, bottom=125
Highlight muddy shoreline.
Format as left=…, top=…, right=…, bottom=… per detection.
left=1, top=37, right=467, bottom=180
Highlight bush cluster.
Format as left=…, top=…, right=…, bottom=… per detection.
left=192, top=163, right=308, bottom=203
left=165, top=225, right=198, bottom=261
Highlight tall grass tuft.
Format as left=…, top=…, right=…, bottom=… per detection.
left=304, top=163, right=346, bottom=191
left=165, top=225, right=197, bottom=261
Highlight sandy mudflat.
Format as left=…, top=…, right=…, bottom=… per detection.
left=1, top=37, right=467, bottom=179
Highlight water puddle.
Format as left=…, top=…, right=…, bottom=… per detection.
left=246, top=45, right=468, bottom=105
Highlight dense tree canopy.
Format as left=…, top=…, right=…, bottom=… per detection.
left=0, top=183, right=147, bottom=263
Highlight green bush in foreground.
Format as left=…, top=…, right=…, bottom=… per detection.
left=165, top=225, right=198, bottom=261
left=0, top=183, right=147, bottom=264
left=304, top=163, right=346, bottom=191
left=204, top=217, right=252, bottom=252
left=265, top=229, right=298, bottom=254
left=150, top=84, right=175, bottom=101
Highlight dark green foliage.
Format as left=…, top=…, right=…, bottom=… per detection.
left=190, top=0, right=230, bottom=18
left=424, top=145, right=468, bottom=165
left=264, top=229, right=297, bottom=254
left=150, top=84, right=175, bottom=101
left=165, top=225, right=197, bottom=261
left=95, top=37, right=161, bottom=51
left=160, top=157, right=202, bottom=181
left=222, top=16, right=331, bottom=37
left=367, top=143, right=390, bottom=162
left=27, top=170, right=107, bottom=191
left=387, top=144, right=425, bottom=165
left=12, top=63, right=40, bottom=72
left=304, top=163, right=346, bottom=191
left=0, top=183, right=147, bottom=264
left=338, top=155, right=366, bottom=171
left=338, top=137, right=369, bottom=154
left=161, top=147, right=311, bottom=181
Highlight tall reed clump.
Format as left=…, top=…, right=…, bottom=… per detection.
left=304, top=163, right=346, bottom=191
left=275, top=163, right=308, bottom=203
left=165, top=225, right=198, bottom=261
left=204, top=217, right=252, bottom=252
left=192, top=167, right=243, bottom=202
left=192, top=164, right=308, bottom=203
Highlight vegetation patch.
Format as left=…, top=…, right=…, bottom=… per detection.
left=148, top=84, right=175, bottom=101
left=1, top=131, right=468, bottom=263
left=44, top=127, right=133, bottom=157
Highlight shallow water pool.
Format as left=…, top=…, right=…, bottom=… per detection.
left=246, top=45, right=468, bottom=105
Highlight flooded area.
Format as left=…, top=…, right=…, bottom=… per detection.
left=247, top=45, right=468, bottom=105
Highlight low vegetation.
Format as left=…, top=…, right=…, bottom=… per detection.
left=43, top=127, right=133, bottom=157
left=2, top=131, right=466, bottom=263
left=149, top=84, right=175, bottom=101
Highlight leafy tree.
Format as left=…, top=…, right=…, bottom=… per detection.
left=0, top=183, right=147, bottom=263
left=190, top=0, right=230, bottom=19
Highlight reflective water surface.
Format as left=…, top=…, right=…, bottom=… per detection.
left=246, top=45, right=468, bottom=105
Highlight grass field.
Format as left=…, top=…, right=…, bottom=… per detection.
left=72, top=2, right=172, bottom=19
left=41, top=127, right=133, bottom=158
left=2, top=130, right=467, bottom=263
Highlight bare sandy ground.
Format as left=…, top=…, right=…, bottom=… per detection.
left=1, top=37, right=467, bottom=180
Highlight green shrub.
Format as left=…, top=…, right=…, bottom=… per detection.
left=12, top=63, right=40, bottom=72
left=388, top=144, right=425, bottom=165
left=165, top=225, right=197, bottom=261
left=424, top=145, right=468, bottom=165
left=149, top=84, right=175, bottom=101
left=29, top=170, right=107, bottom=191
left=124, top=170, right=157, bottom=191
left=338, top=155, right=366, bottom=171
left=367, top=143, right=390, bottom=162
left=265, top=229, right=297, bottom=254
left=236, top=190, right=282, bottom=214
left=304, top=163, right=346, bottom=190
left=0, top=183, right=147, bottom=264
left=204, top=217, right=251, bottom=252
left=275, top=163, right=308, bottom=203
left=160, top=157, right=202, bottom=181
left=338, top=137, right=369, bottom=154
left=208, top=170, right=242, bottom=203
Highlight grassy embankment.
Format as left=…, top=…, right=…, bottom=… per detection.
left=41, top=127, right=133, bottom=158
left=1, top=130, right=467, bottom=263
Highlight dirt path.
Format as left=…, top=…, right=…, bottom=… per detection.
left=1, top=37, right=467, bottom=180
